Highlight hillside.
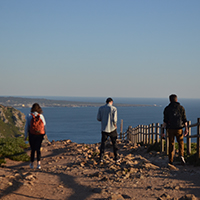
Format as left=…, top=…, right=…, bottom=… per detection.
left=0, top=104, right=25, bottom=138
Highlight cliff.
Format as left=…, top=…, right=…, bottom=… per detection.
left=0, top=104, right=26, bottom=138
left=0, top=104, right=49, bottom=144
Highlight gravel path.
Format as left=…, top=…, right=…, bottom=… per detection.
left=0, top=140, right=200, bottom=200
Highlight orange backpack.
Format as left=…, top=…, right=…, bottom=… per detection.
left=29, top=113, right=45, bottom=135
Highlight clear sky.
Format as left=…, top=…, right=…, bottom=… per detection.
left=1, top=0, right=200, bottom=99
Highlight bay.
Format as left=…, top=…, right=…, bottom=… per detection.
left=18, top=97, right=200, bottom=144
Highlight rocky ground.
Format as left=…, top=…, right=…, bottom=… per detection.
left=0, top=140, right=200, bottom=200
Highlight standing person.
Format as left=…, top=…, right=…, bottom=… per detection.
left=97, top=97, right=119, bottom=162
left=163, top=94, right=188, bottom=165
left=24, top=103, right=46, bottom=169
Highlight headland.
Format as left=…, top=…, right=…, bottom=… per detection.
left=0, top=96, right=159, bottom=108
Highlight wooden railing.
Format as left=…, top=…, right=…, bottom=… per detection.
left=119, top=118, right=200, bottom=159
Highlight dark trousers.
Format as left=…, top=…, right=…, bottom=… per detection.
left=100, top=129, right=118, bottom=159
left=29, top=133, right=44, bottom=162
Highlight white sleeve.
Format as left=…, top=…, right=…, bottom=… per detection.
left=40, top=114, right=46, bottom=126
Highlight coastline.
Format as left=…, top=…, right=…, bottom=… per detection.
left=0, top=96, right=160, bottom=108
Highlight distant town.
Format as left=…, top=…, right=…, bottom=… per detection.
left=0, top=96, right=158, bottom=108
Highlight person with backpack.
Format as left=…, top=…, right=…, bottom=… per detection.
left=24, top=103, right=46, bottom=169
left=163, top=94, right=188, bottom=165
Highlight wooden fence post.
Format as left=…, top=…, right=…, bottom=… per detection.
left=137, top=125, right=139, bottom=143
left=127, top=126, right=131, bottom=141
left=133, top=128, right=136, bottom=145
left=120, top=119, right=123, bottom=139
left=131, top=129, right=134, bottom=144
left=148, top=124, right=151, bottom=144
left=187, top=121, right=191, bottom=155
left=138, top=125, right=141, bottom=143
left=135, top=126, right=138, bottom=144
left=145, top=125, right=148, bottom=144
left=143, top=125, right=146, bottom=144
left=130, top=128, right=133, bottom=143
left=197, top=118, right=200, bottom=159
left=156, top=123, right=160, bottom=143
left=146, top=125, right=149, bottom=144
left=135, top=126, right=137, bottom=144
left=152, top=123, right=155, bottom=144
left=133, top=131, right=135, bottom=144
left=141, top=125, right=144, bottom=144
left=139, top=125, right=141, bottom=143
left=129, top=127, right=132, bottom=141
left=160, top=125, right=165, bottom=153
left=165, top=130, right=169, bottom=155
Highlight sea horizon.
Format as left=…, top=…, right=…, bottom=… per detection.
left=17, top=96, right=200, bottom=144
left=7, top=95, right=200, bottom=106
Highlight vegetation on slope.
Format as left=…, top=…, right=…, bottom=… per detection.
left=0, top=104, right=29, bottom=165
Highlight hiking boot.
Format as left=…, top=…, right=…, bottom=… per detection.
left=180, top=156, right=186, bottom=165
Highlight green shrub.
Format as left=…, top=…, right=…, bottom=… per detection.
left=0, top=120, right=22, bottom=138
left=147, top=141, right=200, bottom=165
left=147, top=142, right=161, bottom=152
left=0, top=137, right=30, bottom=166
left=186, top=153, right=200, bottom=166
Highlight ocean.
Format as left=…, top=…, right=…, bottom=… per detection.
left=18, top=97, right=200, bottom=144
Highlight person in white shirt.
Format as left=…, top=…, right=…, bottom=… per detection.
left=97, top=97, right=119, bottom=162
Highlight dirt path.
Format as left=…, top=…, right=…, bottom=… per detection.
left=0, top=140, right=200, bottom=200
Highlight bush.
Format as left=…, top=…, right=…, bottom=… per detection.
left=147, top=142, right=161, bottom=153
left=0, top=137, right=30, bottom=166
left=147, top=141, right=200, bottom=165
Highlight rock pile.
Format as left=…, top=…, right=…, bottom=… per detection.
left=40, top=140, right=199, bottom=199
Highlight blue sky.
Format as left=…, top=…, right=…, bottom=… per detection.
left=1, top=0, right=200, bottom=99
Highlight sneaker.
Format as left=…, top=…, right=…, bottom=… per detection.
left=99, top=159, right=104, bottom=164
left=29, top=163, right=34, bottom=169
left=37, top=164, right=41, bottom=169
left=180, top=156, right=186, bottom=165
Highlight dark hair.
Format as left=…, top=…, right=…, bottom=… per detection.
left=169, top=94, right=177, bottom=102
left=31, top=103, right=43, bottom=114
left=106, top=97, right=113, bottom=104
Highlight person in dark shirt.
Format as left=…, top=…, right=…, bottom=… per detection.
left=163, top=94, right=188, bottom=165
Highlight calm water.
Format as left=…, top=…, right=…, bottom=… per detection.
left=18, top=97, right=200, bottom=144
